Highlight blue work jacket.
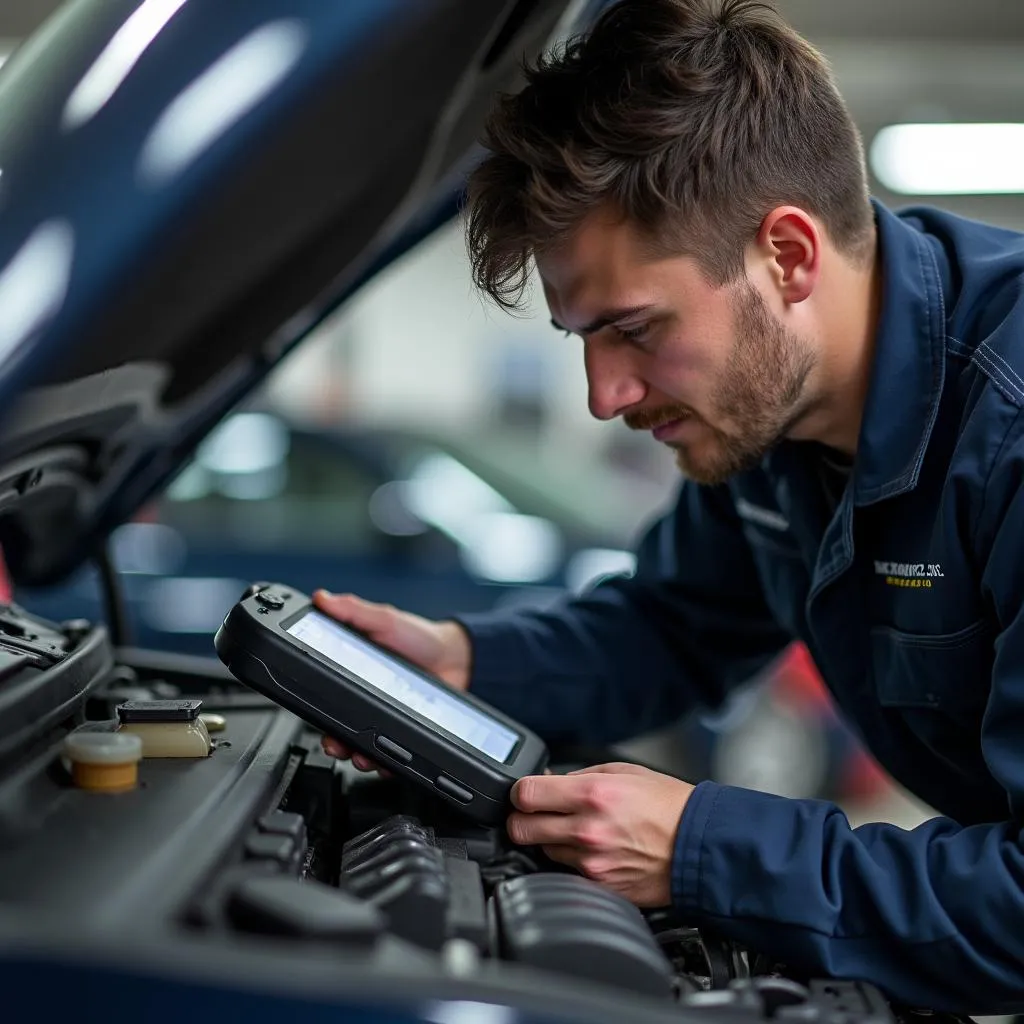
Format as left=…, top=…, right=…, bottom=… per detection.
left=459, top=202, right=1024, bottom=1013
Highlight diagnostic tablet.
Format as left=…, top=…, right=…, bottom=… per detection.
left=214, top=585, right=548, bottom=825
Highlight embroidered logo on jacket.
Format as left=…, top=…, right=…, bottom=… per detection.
left=874, top=561, right=944, bottom=588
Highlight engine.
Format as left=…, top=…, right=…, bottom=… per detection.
left=0, top=630, right=961, bottom=1024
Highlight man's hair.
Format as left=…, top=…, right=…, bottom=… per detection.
left=466, top=0, right=874, bottom=310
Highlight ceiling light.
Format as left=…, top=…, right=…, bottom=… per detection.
left=870, top=123, right=1024, bottom=195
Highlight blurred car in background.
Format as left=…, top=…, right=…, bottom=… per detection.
left=15, top=411, right=640, bottom=656
left=12, top=408, right=887, bottom=804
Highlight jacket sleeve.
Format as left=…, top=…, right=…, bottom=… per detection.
left=455, top=481, right=792, bottom=747
left=672, top=430, right=1024, bottom=1016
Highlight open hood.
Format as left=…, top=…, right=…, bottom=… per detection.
left=0, top=0, right=605, bottom=586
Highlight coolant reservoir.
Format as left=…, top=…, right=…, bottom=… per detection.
left=116, top=699, right=212, bottom=757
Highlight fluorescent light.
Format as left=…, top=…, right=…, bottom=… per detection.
left=403, top=452, right=513, bottom=537
left=459, top=512, right=564, bottom=585
left=870, top=123, right=1024, bottom=195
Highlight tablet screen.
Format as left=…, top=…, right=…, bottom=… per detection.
left=287, top=610, right=519, bottom=763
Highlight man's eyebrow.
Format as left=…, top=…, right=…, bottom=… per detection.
left=550, top=305, right=655, bottom=335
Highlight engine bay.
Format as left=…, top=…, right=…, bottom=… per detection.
left=0, top=611, right=950, bottom=1024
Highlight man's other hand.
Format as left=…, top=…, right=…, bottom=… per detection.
left=507, top=762, right=695, bottom=907
left=313, top=589, right=472, bottom=772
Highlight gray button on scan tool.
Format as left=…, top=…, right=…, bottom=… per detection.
left=435, top=775, right=473, bottom=804
left=255, top=592, right=285, bottom=610
left=374, top=735, right=413, bottom=763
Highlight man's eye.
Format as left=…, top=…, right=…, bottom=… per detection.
left=617, top=323, right=651, bottom=344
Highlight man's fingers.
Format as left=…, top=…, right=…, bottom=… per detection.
left=352, top=753, right=382, bottom=772
left=512, top=773, right=597, bottom=813
left=321, top=736, right=388, bottom=774
left=507, top=810, right=579, bottom=847
left=540, top=844, right=581, bottom=869
left=322, top=736, right=351, bottom=759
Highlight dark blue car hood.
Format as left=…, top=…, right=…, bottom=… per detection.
left=0, top=0, right=605, bottom=585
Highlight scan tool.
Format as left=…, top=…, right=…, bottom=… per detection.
left=215, top=586, right=548, bottom=825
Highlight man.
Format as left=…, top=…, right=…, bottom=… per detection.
left=318, top=0, right=1024, bottom=1012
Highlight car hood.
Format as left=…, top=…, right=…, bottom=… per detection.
left=0, top=0, right=604, bottom=586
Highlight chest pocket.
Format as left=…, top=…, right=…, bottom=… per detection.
left=870, top=619, right=992, bottom=719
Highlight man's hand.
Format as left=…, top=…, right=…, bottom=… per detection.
left=507, top=762, right=695, bottom=907
left=313, top=590, right=472, bottom=771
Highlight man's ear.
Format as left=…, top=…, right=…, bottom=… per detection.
left=754, top=206, right=820, bottom=304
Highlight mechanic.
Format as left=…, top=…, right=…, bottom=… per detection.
left=318, top=0, right=1024, bottom=1012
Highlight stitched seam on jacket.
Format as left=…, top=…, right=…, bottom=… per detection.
left=697, top=786, right=724, bottom=913
left=983, top=343, right=1024, bottom=397
left=854, top=236, right=946, bottom=506
left=946, top=336, right=972, bottom=359
left=974, top=345, right=1024, bottom=407
left=973, top=407, right=1023, bottom=556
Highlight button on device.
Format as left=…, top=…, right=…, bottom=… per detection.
left=374, top=734, right=413, bottom=763
left=435, top=775, right=473, bottom=804
left=255, top=592, right=285, bottom=610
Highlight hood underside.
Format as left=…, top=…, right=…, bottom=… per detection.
left=0, top=0, right=605, bottom=585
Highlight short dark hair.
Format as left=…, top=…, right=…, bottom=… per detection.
left=466, top=0, right=874, bottom=310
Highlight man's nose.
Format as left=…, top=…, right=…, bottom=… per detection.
left=584, top=340, right=646, bottom=421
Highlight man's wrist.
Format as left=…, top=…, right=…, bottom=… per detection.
left=671, top=779, right=724, bottom=914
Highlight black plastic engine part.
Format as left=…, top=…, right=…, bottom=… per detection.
left=338, top=814, right=487, bottom=952
left=493, top=874, right=676, bottom=999
left=444, top=857, right=488, bottom=949
left=675, top=977, right=894, bottom=1024
left=286, top=745, right=344, bottom=841
left=227, top=874, right=385, bottom=947
left=341, top=815, right=435, bottom=869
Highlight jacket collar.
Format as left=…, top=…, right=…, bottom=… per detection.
left=851, top=201, right=948, bottom=506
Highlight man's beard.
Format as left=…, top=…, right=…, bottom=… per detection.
left=625, top=282, right=815, bottom=485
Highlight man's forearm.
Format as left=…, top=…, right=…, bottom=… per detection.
left=455, top=574, right=788, bottom=747
left=672, top=783, right=1024, bottom=1014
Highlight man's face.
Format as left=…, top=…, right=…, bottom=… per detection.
left=537, top=209, right=817, bottom=485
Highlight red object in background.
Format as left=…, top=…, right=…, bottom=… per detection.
left=773, top=643, right=836, bottom=711
left=773, top=642, right=891, bottom=801
left=133, top=502, right=159, bottom=523
left=0, top=548, right=10, bottom=603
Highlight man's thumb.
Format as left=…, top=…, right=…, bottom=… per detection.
left=568, top=761, right=648, bottom=776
